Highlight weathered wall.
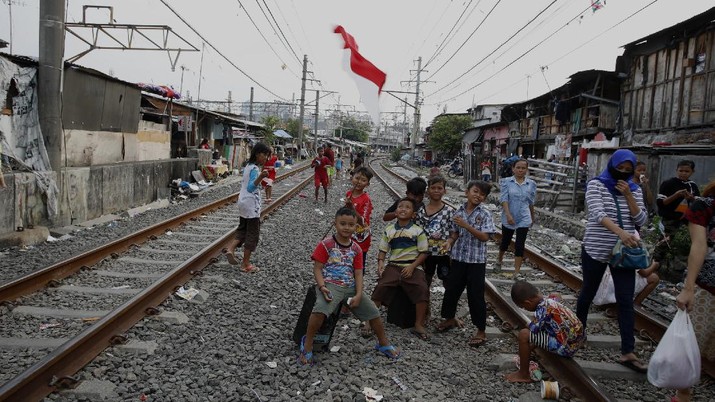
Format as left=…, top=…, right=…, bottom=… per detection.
left=0, top=158, right=198, bottom=236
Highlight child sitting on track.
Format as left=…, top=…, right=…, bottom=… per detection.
left=383, top=177, right=427, bottom=222
left=225, top=142, right=271, bottom=273
left=371, top=197, right=431, bottom=340
left=505, top=280, right=585, bottom=383
left=299, top=207, right=400, bottom=366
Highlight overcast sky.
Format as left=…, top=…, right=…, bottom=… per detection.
left=1, top=0, right=713, bottom=129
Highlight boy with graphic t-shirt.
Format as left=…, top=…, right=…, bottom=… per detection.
left=345, top=167, right=374, bottom=268
left=298, top=207, right=400, bottom=366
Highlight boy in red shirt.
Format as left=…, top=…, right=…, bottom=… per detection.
left=345, top=167, right=374, bottom=269
left=311, top=147, right=332, bottom=203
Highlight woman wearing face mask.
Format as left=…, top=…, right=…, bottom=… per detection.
left=575, top=149, right=649, bottom=373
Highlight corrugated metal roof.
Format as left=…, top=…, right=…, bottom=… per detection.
left=273, top=129, right=292, bottom=139
left=621, top=7, right=715, bottom=49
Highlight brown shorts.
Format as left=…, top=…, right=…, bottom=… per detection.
left=236, top=217, right=260, bottom=251
left=371, top=264, right=430, bottom=304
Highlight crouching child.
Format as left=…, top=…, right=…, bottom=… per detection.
left=506, top=280, right=585, bottom=383
left=299, top=207, right=400, bottom=366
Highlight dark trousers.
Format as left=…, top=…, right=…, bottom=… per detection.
left=576, top=247, right=636, bottom=354
left=500, top=226, right=529, bottom=257
left=424, top=255, right=450, bottom=287
left=440, top=260, right=486, bottom=331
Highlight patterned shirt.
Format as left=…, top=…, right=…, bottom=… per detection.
left=379, top=221, right=429, bottom=268
left=529, top=298, right=585, bottom=357
left=583, top=180, right=647, bottom=262
left=500, top=176, right=537, bottom=229
left=238, top=163, right=261, bottom=218
left=346, top=190, right=373, bottom=252
left=311, top=236, right=363, bottom=288
left=685, top=197, right=715, bottom=294
left=450, top=203, right=496, bottom=263
left=416, top=204, right=455, bottom=255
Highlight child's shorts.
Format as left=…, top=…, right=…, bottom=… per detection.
left=529, top=330, right=566, bottom=355
left=371, top=264, right=430, bottom=304
left=236, top=217, right=260, bottom=251
left=312, top=283, right=380, bottom=322
left=327, top=166, right=335, bottom=177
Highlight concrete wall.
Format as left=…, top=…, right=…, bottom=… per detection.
left=64, top=123, right=171, bottom=167
left=0, top=158, right=198, bottom=236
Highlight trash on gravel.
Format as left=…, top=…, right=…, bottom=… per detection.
left=112, top=285, right=131, bottom=290
left=82, top=317, right=100, bottom=322
left=299, top=193, right=307, bottom=198
left=165, top=231, right=173, bottom=235
left=270, top=305, right=277, bottom=308
left=330, top=346, right=341, bottom=352
left=175, top=286, right=200, bottom=301
left=392, top=376, right=408, bottom=391
left=311, top=380, right=321, bottom=386
left=314, top=209, right=324, bottom=216
left=362, top=387, right=383, bottom=401
left=39, top=323, right=61, bottom=330
left=265, top=361, right=277, bottom=369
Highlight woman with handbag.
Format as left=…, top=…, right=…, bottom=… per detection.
left=575, top=149, right=649, bottom=373
left=672, top=179, right=715, bottom=402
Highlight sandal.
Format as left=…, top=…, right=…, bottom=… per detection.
left=241, top=264, right=260, bottom=273
left=375, top=344, right=401, bottom=360
left=225, top=252, right=239, bottom=265
left=468, top=335, right=487, bottom=348
left=410, top=328, right=430, bottom=341
left=298, top=335, right=315, bottom=367
left=618, top=359, right=647, bottom=374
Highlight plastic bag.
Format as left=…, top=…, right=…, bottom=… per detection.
left=593, top=269, right=616, bottom=305
left=647, top=309, right=700, bottom=389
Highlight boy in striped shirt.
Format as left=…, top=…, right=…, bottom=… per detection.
left=371, top=198, right=431, bottom=340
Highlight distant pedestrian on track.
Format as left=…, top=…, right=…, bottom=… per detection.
left=299, top=206, right=400, bottom=366
left=225, top=142, right=271, bottom=273
left=506, top=281, right=585, bottom=383
left=673, top=179, right=715, bottom=402
left=383, top=177, right=427, bottom=222
left=335, top=156, right=344, bottom=180
left=575, top=149, right=649, bottom=373
left=261, top=148, right=278, bottom=203
left=438, top=180, right=496, bottom=347
left=324, top=143, right=336, bottom=187
left=481, top=165, right=491, bottom=182
left=495, top=158, right=536, bottom=278
left=311, top=147, right=332, bottom=203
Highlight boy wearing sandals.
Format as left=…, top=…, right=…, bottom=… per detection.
left=299, top=207, right=400, bottom=366
left=506, top=281, right=584, bottom=383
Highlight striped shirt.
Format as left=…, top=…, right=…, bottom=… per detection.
left=450, top=203, right=496, bottom=263
left=584, top=180, right=647, bottom=262
left=379, top=221, right=429, bottom=268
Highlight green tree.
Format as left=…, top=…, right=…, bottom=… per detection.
left=428, top=114, right=471, bottom=157
left=333, top=116, right=371, bottom=143
left=260, top=115, right=280, bottom=143
left=285, top=118, right=310, bottom=140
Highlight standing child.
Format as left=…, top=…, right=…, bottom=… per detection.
left=438, top=180, right=496, bottom=345
left=345, top=167, right=374, bottom=270
left=299, top=207, right=400, bottom=366
left=416, top=175, right=455, bottom=288
left=261, top=148, right=278, bottom=203
left=225, top=142, right=271, bottom=273
left=311, top=147, right=332, bottom=203
left=506, top=281, right=585, bottom=383
left=383, top=177, right=427, bottom=222
left=371, top=198, right=431, bottom=340
left=335, top=156, right=344, bottom=180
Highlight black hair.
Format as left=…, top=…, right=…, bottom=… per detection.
left=513, top=158, right=529, bottom=168
left=352, top=166, right=373, bottom=181
left=397, top=197, right=417, bottom=212
left=466, top=180, right=491, bottom=196
left=677, top=160, right=695, bottom=169
left=326, top=143, right=333, bottom=148
left=636, top=160, right=646, bottom=167
left=511, top=280, right=539, bottom=305
left=428, top=175, right=447, bottom=187
left=406, top=177, right=427, bottom=196
left=354, top=157, right=363, bottom=168
left=249, top=142, right=271, bottom=163
left=335, top=206, right=358, bottom=219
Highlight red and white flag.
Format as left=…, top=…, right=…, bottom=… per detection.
left=334, top=25, right=386, bottom=125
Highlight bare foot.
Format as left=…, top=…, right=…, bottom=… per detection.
left=505, top=371, right=534, bottom=383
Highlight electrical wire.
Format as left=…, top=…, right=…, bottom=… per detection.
left=255, top=0, right=302, bottom=66
left=235, top=0, right=300, bottom=79
left=427, top=0, right=556, bottom=93
left=423, top=0, right=478, bottom=69
left=159, top=0, right=287, bottom=101
left=271, top=0, right=306, bottom=57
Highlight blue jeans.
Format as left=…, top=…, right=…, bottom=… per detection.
left=576, top=247, right=636, bottom=354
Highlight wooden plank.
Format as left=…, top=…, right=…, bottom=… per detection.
left=528, top=166, right=569, bottom=177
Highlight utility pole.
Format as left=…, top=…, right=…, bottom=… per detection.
left=195, top=42, right=205, bottom=146
left=249, top=87, right=254, bottom=121
left=298, top=54, right=308, bottom=149
left=38, top=0, right=66, bottom=184
left=411, top=56, right=422, bottom=158
left=227, top=90, right=232, bottom=113
left=314, top=90, right=319, bottom=151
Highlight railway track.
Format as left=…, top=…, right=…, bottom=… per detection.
left=372, top=159, right=714, bottom=401
left=0, top=164, right=312, bottom=402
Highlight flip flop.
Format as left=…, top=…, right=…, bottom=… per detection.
left=225, top=252, right=239, bottom=266
left=298, top=335, right=315, bottom=367
left=410, top=328, right=430, bottom=341
left=375, top=344, right=401, bottom=360
left=618, top=359, right=647, bottom=374
left=241, top=264, right=260, bottom=273
left=468, top=336, right=487, bottom=348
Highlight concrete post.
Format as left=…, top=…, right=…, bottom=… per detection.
left=249, top=86, right=254, bottom=121
left=314, top=90, right=319, bottom=151
left=298, top=54, right=307, bottom=149
left=412, top=56, right=422, bottom=159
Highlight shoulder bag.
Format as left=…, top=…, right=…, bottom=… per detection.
left=609, top=194, right=650, bottom=270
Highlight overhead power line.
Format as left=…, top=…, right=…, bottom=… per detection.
left=423, top=0, right=477, bottom=69
left=255, top=0, right=302, bottom=66
left=427, top=0, right=557, bottom=95
left=160, top=0, right=287, bottom=101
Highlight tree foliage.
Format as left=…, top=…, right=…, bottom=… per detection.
left=285, top=118, right=310, bottom=140
left=260, top=115, right=280, bottom=143
left=428, top=114, right=472, bottom=157
left=333, top=116, right=371, bottom=143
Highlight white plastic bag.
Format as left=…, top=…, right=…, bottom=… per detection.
left=593, top=269, right=616, bottom=305
left=647, top=309, right=701, bottom=389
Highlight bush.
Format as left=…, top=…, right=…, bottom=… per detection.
left=390, top=148, right=401, bottom=162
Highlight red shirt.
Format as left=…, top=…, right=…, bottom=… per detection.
left=346, top=190, right=373, bottom=252
left=312, top=156, right=331, bottom=178
left=324, top=148, right=335, bottom=164
left=263, top=155, right=278, bottom=180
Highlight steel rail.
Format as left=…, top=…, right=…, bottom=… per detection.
left=374, top=160, right=617, bottom=401
left=0, top=164, right=309, bottom=303
left=0, top=172, right=312, bottom=402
